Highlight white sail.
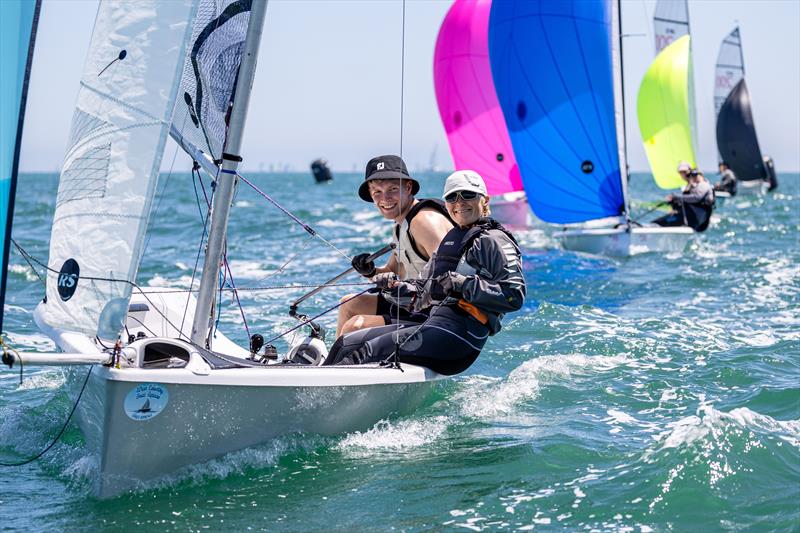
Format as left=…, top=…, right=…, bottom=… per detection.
left=654, top=0, right=689, bottom=53
left=714, top=27, right=745, bottom=116
left=40, top=0, right=197, bottom=339
left=170, top=0, right=252, bottom=175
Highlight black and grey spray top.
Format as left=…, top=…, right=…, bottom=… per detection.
left=414, top=218, right=526, bottom=335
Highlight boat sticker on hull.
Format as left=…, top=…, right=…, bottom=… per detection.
left=124, top=383, right=169, bottom=421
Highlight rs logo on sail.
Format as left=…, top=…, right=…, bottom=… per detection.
left=57, top=259, right=80, bottom=301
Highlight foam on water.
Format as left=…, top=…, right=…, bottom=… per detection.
left=336, top=416, right=451, bottom=456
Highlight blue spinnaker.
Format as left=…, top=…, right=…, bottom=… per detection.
left=0, top=0, right=40, bottom=332
left=488, top=0, right=624, bottom=224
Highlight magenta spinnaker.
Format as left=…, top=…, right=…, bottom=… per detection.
left=433, top=0, right=522, bottom=196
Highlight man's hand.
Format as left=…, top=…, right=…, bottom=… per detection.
left=351, top=253, right=376, bottom=277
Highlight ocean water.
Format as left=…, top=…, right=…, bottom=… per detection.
left=0, top=170, right=798, bottom=531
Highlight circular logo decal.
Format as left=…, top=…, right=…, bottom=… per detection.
left=57, top=259, right=80, bottom=301
left=581, top=160, right=594, bottom=174
left=496, top=152, right=504, bottom=162
left=124, top=383, right=169, bottom=421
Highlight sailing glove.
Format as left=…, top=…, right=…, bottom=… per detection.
left=434, top=272, right=467, bottom=298
left=352, top=253, right=376, bottom=277
left=373, top=272, right=398, bottom=289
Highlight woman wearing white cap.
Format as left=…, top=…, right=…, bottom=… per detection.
left=325, top=170, right=526, bottom=375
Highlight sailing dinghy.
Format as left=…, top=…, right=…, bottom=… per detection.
left=3, top=0, right=441, bottom=498
left=433, top=0, right=531, bottom=228
left=714, top=27, right=775, bottom=196
left=488, top=0, right=692, bottom=257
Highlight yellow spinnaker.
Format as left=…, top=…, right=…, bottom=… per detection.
left=637, top=35, right=696, bottom=190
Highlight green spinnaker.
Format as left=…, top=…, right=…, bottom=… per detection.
left=637, top=35, right=696, bottom=190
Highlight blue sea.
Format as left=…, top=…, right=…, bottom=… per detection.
left=1, top=170, right=798, bottom=531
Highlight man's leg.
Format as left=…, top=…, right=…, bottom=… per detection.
left=336, top=293, right=379, bottom=338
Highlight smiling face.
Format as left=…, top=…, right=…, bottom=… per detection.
left=368, top=179, right=414, bottom=220
left=446, top=192, right=489, bottom=227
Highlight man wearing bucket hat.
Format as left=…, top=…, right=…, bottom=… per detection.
left=326, top=170, right=526, bottom=376
left=335, top=155, right=454, bottom=337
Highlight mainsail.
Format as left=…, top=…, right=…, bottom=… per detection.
left=0, top=0, right=40, bottom=333
left=40, top=0, right=197, bottom=339
left=654, top=0, right=689, bottom=53
left=433, top=0, right=521, bottom=196
left=716, top=79, right=766, bottom=181
left=714, top=27, right=745, bottom=116
left=637, top=35, right=696, bottom=190
left=171, top=0, right=252, bottom=175
left=488, top=0, right=625, bottom=224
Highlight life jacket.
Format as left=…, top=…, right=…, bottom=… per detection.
left=428, top=218, right=518, bottom=300
left=393, top=199, right=454, bottom=278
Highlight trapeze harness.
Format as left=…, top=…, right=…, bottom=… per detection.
left=326, top=219, right=517, bottom=376
left=393, top=199, right=453, bottom=279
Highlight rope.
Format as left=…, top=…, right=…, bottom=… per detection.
left=0, top=365, right=94, bottom=467
left=237, top=173, right=351, bottom=261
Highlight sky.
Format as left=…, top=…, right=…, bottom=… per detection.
left=18, top=0, right=800, bottom=174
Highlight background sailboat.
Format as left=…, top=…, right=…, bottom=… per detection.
left=433, top=0, right=530, bottom=228
left=488, top=0, right=692, bottom=256
left=714, top=27, right=776, bottom=195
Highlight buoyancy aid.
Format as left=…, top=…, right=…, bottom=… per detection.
left=393, top=199, right=454, bottom=278
left=426, top=218, right=519, bottom=301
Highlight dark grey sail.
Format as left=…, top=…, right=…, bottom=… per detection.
left=310, top=159, right=333, bottom=183
left=715, top=78, right=766, bottom=181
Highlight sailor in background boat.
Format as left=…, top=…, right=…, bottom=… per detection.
left=325, top=171, right=526, bottom=375
left=653, top=162, right=715, bottom=232
left=713, top=161, right=737, bottom=196
left=335, top=155, right=454, bottom=337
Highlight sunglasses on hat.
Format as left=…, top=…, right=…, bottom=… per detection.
left=445, top=190, right=481, bottom=203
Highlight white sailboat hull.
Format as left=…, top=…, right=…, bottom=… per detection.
left=737, top=180, right=768, bottom=196
left=491, top=192, right=536, bottom=229
left=555, top=225, right=694, bottom=257
left=34, top=293, right=441, bottom=498
left=72, top=363, right=435, bottom=498
left=714, top=191, right=730, bottom=207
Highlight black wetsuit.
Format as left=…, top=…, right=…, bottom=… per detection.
left=653, top=180, right=715, bottom=232
left=714, top=168, right=737, bottom=196
left=325, top=219, right=526, bottom=375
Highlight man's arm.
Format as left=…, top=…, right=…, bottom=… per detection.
left=409, top=209, right=453, bottom=259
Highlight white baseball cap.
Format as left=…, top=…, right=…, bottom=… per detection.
left=442, top=170, right=488, bottom=199
left=677, top=161, right=692, bottom=173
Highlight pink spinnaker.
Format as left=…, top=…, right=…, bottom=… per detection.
left=434, top=0, right=522, bottom=196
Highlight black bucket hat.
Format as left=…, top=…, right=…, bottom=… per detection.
left=358, top=154, right=420, bottom=202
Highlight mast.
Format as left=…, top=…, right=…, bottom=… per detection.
left=611, top=0, right=630, bottom=223
left=191, top=0, right=268, bottom=348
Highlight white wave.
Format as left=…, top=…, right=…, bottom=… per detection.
left=234, top=200, right=253, bottom=208
left=5, top=332, right=56, bottom=351
left=305, top=255, right=342, bottom=266
left=226, top=259, right=274, bottom=280
left=336, top=416, right=449, bottom=455
left=17, top=371, right=65, bottom=391
left=8, top=263, right=39, bottom=282
left=457, top=354, right=629, bottom=418
left=652, top=404, right=800, bottom=453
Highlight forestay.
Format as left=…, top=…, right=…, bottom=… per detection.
left=488, top=0, right=625, bottom=224
left=170, top=0, right=252, bottom=175
left=713, top=27, right=745, bottom=116
left=653, top=0, right=689, bottom=53
left=40, top=0, right=197, bottom=339
left=0, top=0, right=40, bottom=332
left=637, top=35, right=696, bottom=190
left=433, top=0, right=521, bottom=197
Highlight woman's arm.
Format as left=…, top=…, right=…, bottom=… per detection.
left=459, top=232, right=526, bottom=313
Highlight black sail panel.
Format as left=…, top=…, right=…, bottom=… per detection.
left=715, top=78, right=766, bottom=181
